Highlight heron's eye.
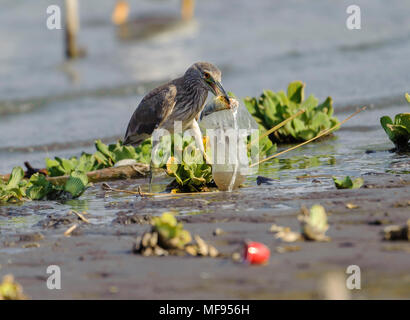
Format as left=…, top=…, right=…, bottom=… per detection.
left=203, top=72, right=211, bottom=80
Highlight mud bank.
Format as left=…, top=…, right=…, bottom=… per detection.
left=0, top=173, right=409, bottom=299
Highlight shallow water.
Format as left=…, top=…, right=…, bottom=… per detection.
left=0, top=1, right=409, bottom=235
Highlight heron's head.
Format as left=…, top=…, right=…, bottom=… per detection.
left=188, top=62, right=230, bottom=106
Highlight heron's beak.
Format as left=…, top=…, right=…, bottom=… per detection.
left=211, top=81, right=230, bottom=107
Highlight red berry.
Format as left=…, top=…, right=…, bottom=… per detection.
left=243, top=242, right=270, bottom=265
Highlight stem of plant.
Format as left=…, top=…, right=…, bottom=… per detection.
left=250, top=106, right=367, bottom=168
left=247, top=109, right=306, bottom=149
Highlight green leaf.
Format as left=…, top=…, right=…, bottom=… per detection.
left=309, top=204, right=328, bottom=233
left=317, top=97, right=334, bottom=117
left=394, top=113, right=410, bottom=130
left=287, top=81, right=305, bottom=104
left=352, top=177, right=364, bottom=189
left=26, top=173, right=52, bottom=200
left=333, top=176, right=363, bottom=189
left=95, top=140, right=114, bottom=163
left=152, top=212, right=192, bottom=249
left=64, top=171, right=88, bottom=198
left=7, top=167, right=24, bottom=189
left=381, top=114, right=410, bottom=148
left=405, top=93, right=410, bottom=103
left=245, top=82, right=339, bottom=144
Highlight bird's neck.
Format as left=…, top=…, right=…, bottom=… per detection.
left=183, top=75, right=207, bottom=93
left=182, top=76, right=208, bottom=110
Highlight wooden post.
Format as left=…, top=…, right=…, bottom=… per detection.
left=181, top=0, right=195, bottom=20
left=64, top=0, right=84, bottom=59
left=112, top=1, right=130, bottom=25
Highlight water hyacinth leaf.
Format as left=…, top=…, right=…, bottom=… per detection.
left=380, top=116, right=395, bottom=140
left=381, top=116, right=409, bottom=146
left=0, top=167, right=28, bottom=203
left=309, top=204, right=328, bottom=233
left=352, top=177, right=364, bottom=189
left=394, top=113, right=410, bottom=130
left=26, top=173, right=52, bottom=200
left=406, top=93, right=410, bottom=103
left=152, top=212, right=192, bottom=249
left=333, top=176, right=363, bottom=189
left=311, top=112, right=331, bottom=131
left=287, top=81, right=305, bottom=104
left=64, top=171, right=88, bottom=198
left=317, top=97, right=334, bottom=117
left=6, top=167, right=24, bottom=189
left=245, top=82, right=339, bottom=143
left=95, top=139, right=114, bottom=163
left=166, top=156, right=179, bottom=175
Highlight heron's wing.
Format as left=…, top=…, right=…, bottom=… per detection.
left=123, top=83, right=177, bottom=146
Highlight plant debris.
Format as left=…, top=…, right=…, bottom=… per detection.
left=213, top=228, right=225, bottom=236
left=0, top=274, right=28, bottom=300
left=333, top=176, right=364, bottom=189
left=256, top=176, right=274, bottom=185
left=380, top=94, right=410, bottom=151
left=271, top=205, right=331, bottom=242
left=383, top=220, right=410, bottom=241
left=298, top=205, right=330, bottom=241
left=64, top=224, right=79, bottom=237
left=270, top=224, right=302, bottom=242
left=0, top=167, right=89, bottom=204
left=132, top=212, right=219, bottom=257
left=345, top=203, right=359, bottom=209
left=275, top=245, right=301, bottom=253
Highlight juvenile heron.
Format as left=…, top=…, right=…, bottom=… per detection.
left=123, top=62, right=231, bottom=186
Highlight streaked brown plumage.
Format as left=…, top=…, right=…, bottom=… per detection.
left=123, top=62, right=229, bottom=149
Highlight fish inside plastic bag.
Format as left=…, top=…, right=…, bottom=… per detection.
left=199, top=96, right=259, bottom=191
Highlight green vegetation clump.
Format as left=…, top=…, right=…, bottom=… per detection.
left=165, top=138, right=213, bottom=192
left=298, top=204, right=330, bottom=242
left=380, top=94, right=410, bottom=151
left=332, top=176, right=364, bottom=189
left=152, top=212, right=192, bottom=249
left=0, top=167, right=88, bottom=204
left=0, top=274, right=28, bottom=300
left=0, top=167, right=27, bottom=203
left=46, top=139, right=152, bottom=177
left=244, top=81, right=339, bottom=143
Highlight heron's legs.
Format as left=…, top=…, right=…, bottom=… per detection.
left=190, top=119, right=211, bottom=164
left=148, top=139, right=159, bottom=192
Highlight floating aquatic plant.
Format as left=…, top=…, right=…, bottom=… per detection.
left=152, top=212, right=192, bottom=250
left=0, top=167, right=88, bottom=203
left=298, top=205, right=330, bottom=242
left=0, top=274, right=28, bottom=300
left=332, top=176, right=364, bottom=189
left=133, top=212, right=219, bottom=257
left=45, top=139, right=152, bottom=177
left=380, top=94, right=410, bottom=151
left=0, top=167, right=27, bottom=203
left=244, top=81, right=339, bottom=143
left=165, top=138, right=213, bottom=192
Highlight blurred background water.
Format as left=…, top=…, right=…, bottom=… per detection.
left=1, top=0, right=410, bottom=235
left=0, top=0, right=409, bottom=172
